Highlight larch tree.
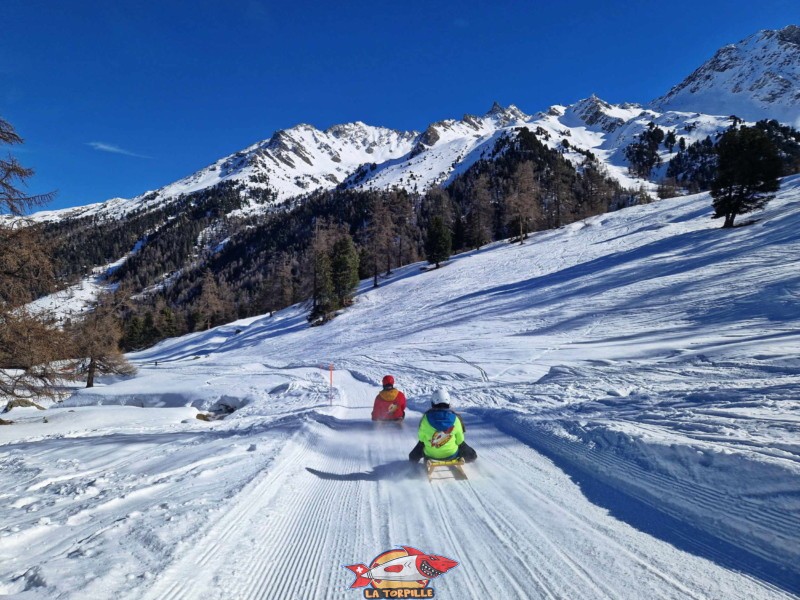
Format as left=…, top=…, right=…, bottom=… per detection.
left=196, top=269, right=225, bottom=330
left=387, top=189, right=416, bottom=270
left=0, top=117, right=64, bottom=403
left=0, top=118, right=55, bottom=216
left=466, top=174, right=493, bottom=250
left=365, top=195, right=393, bottom=286
left=261, top=253, right=294, bottom=316
left=71, top=296, right=136, bottom=388
left=505, top=161, right=539, bottom=244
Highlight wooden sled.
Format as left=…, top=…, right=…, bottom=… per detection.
left=426, top=457, right=467, bottom=481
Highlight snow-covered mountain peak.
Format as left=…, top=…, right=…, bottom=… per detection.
left=560, top=95, right=647, bottom=133
left=486, top=100, right=505, bottom=115
left=652, top=25, right=800, bottom=125
left=22, top=25, right=798, bottom=224
left=324, top=120, right=417, bottom=145
left=352, top=104, right=533, bottom=191
left=768, top=23, right=800, bottom=46
left=483, top=101, right=530, bottom=125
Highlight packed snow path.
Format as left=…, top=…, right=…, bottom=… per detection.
left=133, top=370, right=792, bottom=600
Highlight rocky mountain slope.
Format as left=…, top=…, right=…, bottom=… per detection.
left=7, top=26, right=798, bottom=334
left=652, top=25, right=800, bottom=125
left=21, top=99, right=735, bottom=226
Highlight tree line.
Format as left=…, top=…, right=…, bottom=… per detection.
left=110, top=126, right=635, bottom=348
left=620, top=117, right=800, bottom=197
left=2, top=114, right=790, bottom=404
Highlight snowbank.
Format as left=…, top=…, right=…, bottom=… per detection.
left=489, top=410, right=800, bottom=572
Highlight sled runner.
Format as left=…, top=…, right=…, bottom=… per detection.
left=426, top=457, right=467, bottom=481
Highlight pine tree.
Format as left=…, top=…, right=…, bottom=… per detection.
left=711, top=126, right=782, bottom=228
left=123, top=315, right=145, bottom=350
left=308, top=222, right=336, bottom=321
left=423, top=187, right=453, bottom=267
left=624, top=123, right=665, bottom=179
left=579, top=163, right=616, bottom=218
left=159, top=305, right=179, bottom=338
left=141, top=310, right=161, bottom=347
left=330, top=234, right=359, bottom=307
left=664, top=130, right=677, bottom=153
left=425, top=216, right=451, bottom=268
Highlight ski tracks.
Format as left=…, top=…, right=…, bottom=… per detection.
left=134, top=428, right=312, bottom=600
left=133, top=371, right=794, bottom=600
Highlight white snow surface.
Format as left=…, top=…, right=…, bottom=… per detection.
left=2, top=177, right=800, bottom=599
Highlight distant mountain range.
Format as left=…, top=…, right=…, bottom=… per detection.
left=19, top=25, right=797, bottom=226
left=7, top=24, right=798, bottom=347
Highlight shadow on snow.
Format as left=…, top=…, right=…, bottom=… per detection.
left=306, top=460, right=421, bottom=482
left=482, top=411, right=800, bottom=596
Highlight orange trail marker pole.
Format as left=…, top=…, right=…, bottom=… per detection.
left=329, top=363, right=334, bottom=405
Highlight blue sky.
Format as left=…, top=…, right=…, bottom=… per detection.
left=2, top=0, right=797, bottom=212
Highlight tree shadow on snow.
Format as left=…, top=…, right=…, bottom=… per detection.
left=305, top=460, right=421, bottom=482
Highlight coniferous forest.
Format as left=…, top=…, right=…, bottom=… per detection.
left=34, top=120, right=799, bottom=351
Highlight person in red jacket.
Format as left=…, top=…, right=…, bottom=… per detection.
left=372, top=375, right=406, bottom=421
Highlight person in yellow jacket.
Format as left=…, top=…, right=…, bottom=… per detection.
left=409, top=388, right=477, bottom=463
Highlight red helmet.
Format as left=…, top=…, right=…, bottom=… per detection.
left=382, top=375, right=395, bottom=387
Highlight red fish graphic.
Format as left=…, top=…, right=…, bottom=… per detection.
left=345, top=546, right=458, bottom=588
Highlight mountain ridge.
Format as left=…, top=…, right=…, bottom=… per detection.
left=16, top=99, right=734, bottom=226
left=11, top=25, right=797, bottom=226
left=651, top=25, right=800, bottom=124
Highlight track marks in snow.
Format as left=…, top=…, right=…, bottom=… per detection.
left=131, top=372, right=794, bottom=600
left=135, top=427, right=310, bottom=600
left=237, top=420, right=369, bottom=599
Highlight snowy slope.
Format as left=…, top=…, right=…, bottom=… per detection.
left=526, top=96, right=733, bottom=189
left=7, top=97, right=742, bottom=330
left=652, top=25, right=800, bottom=126
left=2, top=176, right=799, bottom=598
left=6, top=123, right=419, bottom=224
